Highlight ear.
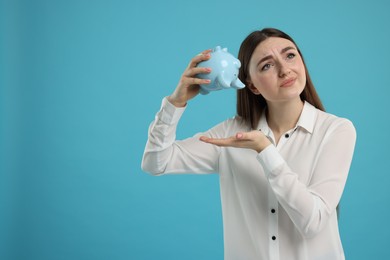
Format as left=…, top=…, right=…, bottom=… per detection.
left=247, top=80, right=261, bottom=95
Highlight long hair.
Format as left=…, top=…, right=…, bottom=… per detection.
left=236, top=28, right=342, bottom=217
left=236, top=28, right=325, bottom=129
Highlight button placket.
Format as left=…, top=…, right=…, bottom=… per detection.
left=271, top=207, right=277, bottom=241
left=284, top=127, right=298, bottom=140
left=268, top=186, right=279, bottom=258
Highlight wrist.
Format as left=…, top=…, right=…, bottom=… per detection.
left=167, top=96, right=186, bottom=108
left=256, top=139, right=272, bottom=153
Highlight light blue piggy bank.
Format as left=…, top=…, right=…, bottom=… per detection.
left=197, top=46, right=245, bottom=95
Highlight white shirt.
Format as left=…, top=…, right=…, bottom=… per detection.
left=141, top=97, right=356, bottom=260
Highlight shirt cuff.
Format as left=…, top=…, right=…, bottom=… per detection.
left=158, top=97, right=186, bottom=125
left=256, top=145, right=285, bottom=176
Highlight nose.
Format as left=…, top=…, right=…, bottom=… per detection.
left=278, top=62, right=291, bottom=78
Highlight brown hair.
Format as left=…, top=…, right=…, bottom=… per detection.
left=236, top=28, right=341, bottom=217
left=237, top=28, right=325, bottom=129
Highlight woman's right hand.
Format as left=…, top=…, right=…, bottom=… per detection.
left=168, top=49, right=212, bottom=107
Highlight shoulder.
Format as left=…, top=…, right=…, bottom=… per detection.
left=314, top=108, right=356, bottom=138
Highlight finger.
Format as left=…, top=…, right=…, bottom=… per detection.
left=199, top=136, right=219, bottom=144
left=199, top=136, right=236, bottom=147
left=185, top=67, right=211, bottom=77
left=189, top=52, right=211, bottom=68
left=201, top=49, right=212, bottom=55
left=196, top=49, right=212, bottom=56
left=183, top=77, right=210, bottom=86
left=236, top=130, right=263, bottom=140
left=236, top=132, right=254, bottom=140
left=236, top=132, right=244, bottom=139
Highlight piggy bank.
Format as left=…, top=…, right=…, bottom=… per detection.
left=197, top=46, right=245, bottom=95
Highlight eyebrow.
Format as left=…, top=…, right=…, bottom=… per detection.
left=256, top=46, right=297, bottom=67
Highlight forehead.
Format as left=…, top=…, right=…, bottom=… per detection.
left=253, top=37, right=296, bottom=57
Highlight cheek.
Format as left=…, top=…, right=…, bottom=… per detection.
left=252, top=75, right=272, bottom=91
left=261, top=76, right=273, bottom=88
left=249, top=68, right=271, bottom=86
left=294, top=60, right=306, bottom=80
left=297, top=58, right=306, bottom=74
left=300, top=66, right=307, bottom=83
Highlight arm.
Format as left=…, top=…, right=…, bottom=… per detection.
left=200, top=119, right=357, bottom=237
left=141, top=97, right=221, bottom=175
left=258, top=119, right=356, bottom=237
left=141, top=49, right=221, bottom=175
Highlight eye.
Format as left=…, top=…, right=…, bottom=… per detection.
left=286, top=53, right=296, bottom=59
left=261, top=63, right=272, bottom=71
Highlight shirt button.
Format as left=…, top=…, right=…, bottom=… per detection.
left=271, top=209, right=276, bottom=213
left=272, top=236, right=276, bottom=240
left=285, top=133, right=290, bottom=138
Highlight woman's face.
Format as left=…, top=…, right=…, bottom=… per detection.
left=247, top=37, right=306, bottom=104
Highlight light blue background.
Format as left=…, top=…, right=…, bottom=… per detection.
left=1, top=0, right=389, bottom=259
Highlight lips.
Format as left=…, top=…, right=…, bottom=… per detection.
left=280, top=77, right=296, bottom=88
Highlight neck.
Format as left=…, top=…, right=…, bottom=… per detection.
left=266, top=98, right=304, bottom=135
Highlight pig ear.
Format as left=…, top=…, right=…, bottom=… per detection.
left=231, top=78, right=245, bottom=89
left=217, top=74, right=230, bottom=89
left=222, top=47, right=228, bottom=52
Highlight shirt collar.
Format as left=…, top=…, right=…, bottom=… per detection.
left=257, top=101, right=317, bottom=134
left=296, top=101, right=317, bottom=134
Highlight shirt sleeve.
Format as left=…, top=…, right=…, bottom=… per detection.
left=257, top=119, right=357, bottom=238
left=141, top=97, right=223, bottom=175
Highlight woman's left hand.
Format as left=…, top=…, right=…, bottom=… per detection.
left=199, top=130, right=272, bottom=153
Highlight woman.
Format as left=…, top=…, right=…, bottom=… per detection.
left=141, top=28, right=356, bottom=260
